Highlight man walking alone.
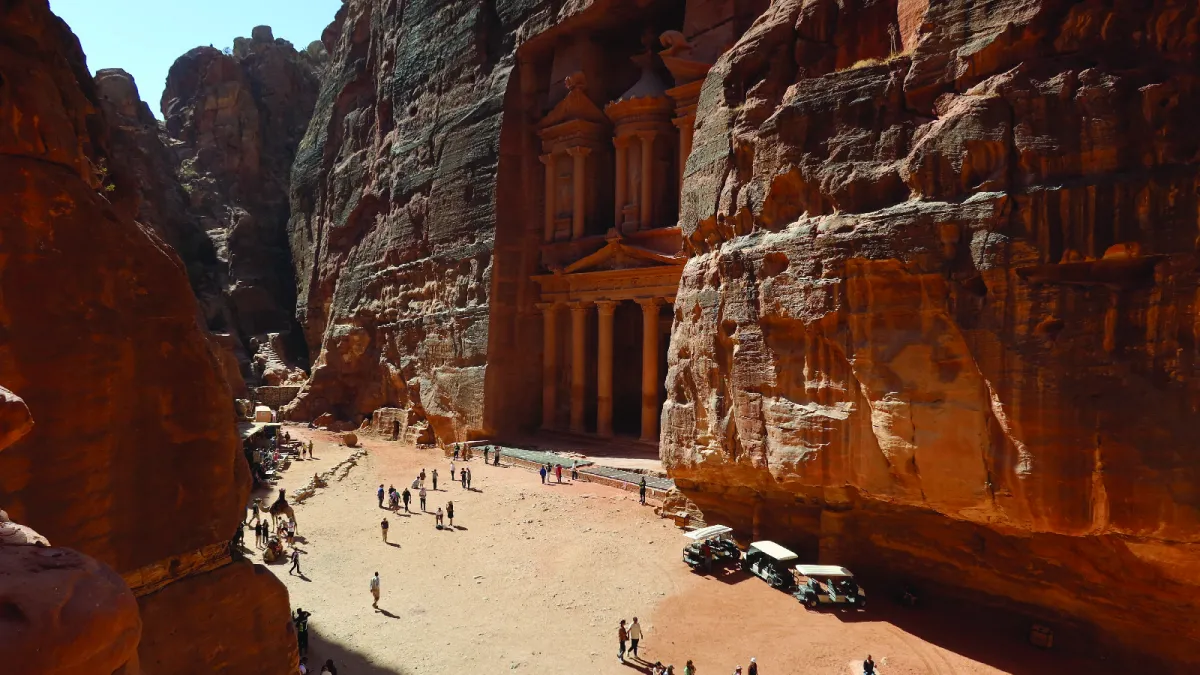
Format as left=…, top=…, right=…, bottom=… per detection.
left=370, top=572, right=381, bottom=609
left=289, top=548, right=302, bottom=576
left=381, top=517, right=389, bottom=543
left=420, top=486, right=427, bottom=511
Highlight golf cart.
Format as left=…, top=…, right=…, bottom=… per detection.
left=741, top=541, right=799, bottom=590
left=682, top=525, right=739, bottom=572
left=794, top=564, right=866, bottom=609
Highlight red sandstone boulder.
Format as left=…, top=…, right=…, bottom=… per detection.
left=0, top=387, right=33, bottom=452
left=0, top=544, right=141, bottom=675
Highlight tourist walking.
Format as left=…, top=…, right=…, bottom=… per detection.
left=250, top=499, right=261, bottom=525
left=862, top=655, right=875, bottom=675
left=286, top=519, right=296, bottom=548
left=555, top=464, right=563, bottom=483
left=466, top=467, right=472, bottom=489
left=435, top=507, right=444, bottom=528
left=433, top=468, right=439, bottom=491
left=289, top=548, right=301, bottom=576
left=618, top=619, right=628, bottom=663
left=629, top=617, right=643, bottom=658
left=381, top=517, right=389, bottom=543
left=460, top=468, right=467, bottom=488
left=494, top=448, right=501, bottom=466
left=293, top=608, right=311, bottom=657
left=483, top=446, right=489, bottom=463
left=402, top=487, right=411, bottom=513
left=685, top=660, right=696, bottom=675
left=254, top=520, right=263, bottom=548
left=639, top=477, right=648, bottom=505
left=321, top=658, right=337, bottom=674
left=447, top=501, right=455, bottom=527
left=571, top=461, right=578, bottom=481
left=377, top=484, right=385, bottom=508
left=748, top=658, right=758, bottom=675
left=420, top=486, right=427, bottom=511
left=370, top=572, right=381, bottom=608
left=454, top=443, right=460, bottom=459
left=539, top=465, right=547, bottom=484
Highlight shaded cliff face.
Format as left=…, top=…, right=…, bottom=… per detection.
left=665, top=0, right=1200, bottom=666
left=157, top=27, right=326, bottom=386
left=284, top=0, right=521, bottom=434
left=0, top=2, right=296, bottom=671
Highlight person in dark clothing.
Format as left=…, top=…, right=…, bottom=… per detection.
left=639, top=477, right=648, bottom=505
left=377, top=484, right=385, bottom=508
left=483, top=446, right=490, bottom=463
left=402, top=487, right=412, bottom=513
left=321, top=658, right=338, bottom=674
left=863, top=655, right=875, bottom=675
left=460, top=468, right=467, bottom=488
left=494, top=449, right=501, bottom=466
left=432, top=469, right=438, bottom=491
left=293, top=608, right=311, bottom=657
left=748, top=658, right=758, bottom=675
left=466, top=468, right=472, bottom=489
left=447, top=501, right=455, bottom=527
left=289, top=548, right=302, bottom=575
left=539, top=465, right=547, bottom=484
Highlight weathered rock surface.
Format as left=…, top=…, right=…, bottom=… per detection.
left=665, top=0, right=1200, bottom=667
left=0, top=2, right=296, bottom=671
left=0, top=387, right=33, bottom=452
left=0, top=543, right=142, bottom=675
left=136, top=561, right=296, bottom=674
left=154, top=26, right=326, bottom=385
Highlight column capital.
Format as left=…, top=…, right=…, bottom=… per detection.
left=672, top=114, right=696, bottom=130
left=566, top=145, right=592, bottom=158
left=594, top=299, right=618, bottom=316
left=535, top=301, right=562, bottom=311
left=568, top=300, right=594, bottom=312
left=539, top=152, right=556, bottom=165
left=635, top=297, right=663, bottom=310
left=613, top=134, right=635, bottom=149
left=636, top=130, right=658, bottom=144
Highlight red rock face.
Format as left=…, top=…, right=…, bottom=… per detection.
left=665, top=0, right=1200, bottom=667
left=0, top=2, right=295, bottom=671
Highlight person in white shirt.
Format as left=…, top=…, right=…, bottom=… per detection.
left=370, top=571, right=380, bottom=608
left=629, top=617, right=644, bottom=658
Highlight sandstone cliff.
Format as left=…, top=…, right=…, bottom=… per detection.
left=149, top=26, right=326, bottom=387
left=0, top=2, right=296, bottom=671
left=663, top=0, right=1200, bottom=667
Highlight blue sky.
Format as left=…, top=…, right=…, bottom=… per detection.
left=50, top=0, right=341, bottom=117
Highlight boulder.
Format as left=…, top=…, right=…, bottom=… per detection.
left=342, top=432, right=358, bottom=447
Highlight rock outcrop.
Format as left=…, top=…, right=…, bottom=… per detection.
left=0, top=2, right=295, bottom=671
left=117, top=25, right=326, bottom=388
left=663, top=0, right=1200, bottom=668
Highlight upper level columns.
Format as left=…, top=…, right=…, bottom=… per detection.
left=567, top=146, right=591, bottom=240
left=637, top=131, right=656, bottom=230
left=540, top=153, right=557, bottom=242
left=613, top=137, right=630, bottom=229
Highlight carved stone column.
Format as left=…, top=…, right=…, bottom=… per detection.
left=614, top=138, right=629, bottom=229
left=637, top=297, right=662, bottom=441
left=568, top=146, right=591, bottom=240
left=673, top=115, right=694, bottom=193
left=537, top=302, right=560, bottom=429
left=595, top=300, right=617, bottom=438
left=637, top=132, right=656, bottom=229
left=540, top=153, right=556, bottom=242
left=570, top=301, right=591, bottom=432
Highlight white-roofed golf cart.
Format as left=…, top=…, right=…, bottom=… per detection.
left=741, top=541, right=799, bottom=590
left=681, top=525, right=739, bottom=572
left=794, top=564, right=866, bottom=608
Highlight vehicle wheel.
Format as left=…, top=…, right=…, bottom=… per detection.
left=859, top=597, right=867, bottom=608
left=805, top=596, right=818, bottom=609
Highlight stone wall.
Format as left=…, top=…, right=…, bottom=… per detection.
left=254, top=385, right=304, bottom=409
left=664, top=0, right=1200, bottom=668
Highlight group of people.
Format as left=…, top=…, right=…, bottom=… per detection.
left=538, top=461, right=580, bottom=484
left=618, top=619, right=782, bottom=675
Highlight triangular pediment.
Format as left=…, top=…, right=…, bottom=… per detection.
left=539, top=80, right=610, bottom=130
left=563, top=236, right=685, bottom=274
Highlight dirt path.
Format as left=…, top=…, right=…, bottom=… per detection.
left=252, top=427, right=1115, bottom=675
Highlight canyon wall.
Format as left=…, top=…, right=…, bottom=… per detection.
left=0, top=1, right=296, bottom=672
left=663, top=0, right=1200, bottom=667
left=96, top=27, right=326, bottom=391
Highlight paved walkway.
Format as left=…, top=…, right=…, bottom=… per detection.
left=488, top=444, right=675, bottom=495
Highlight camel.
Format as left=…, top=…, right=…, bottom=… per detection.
left=269, top=488, right=297, bottom=529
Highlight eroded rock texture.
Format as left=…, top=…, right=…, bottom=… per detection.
left=154, top=26, right=326, bottom=386
left=665, top=0, right=1200, bottom=667
left=0, top=2, right=295, bottom=672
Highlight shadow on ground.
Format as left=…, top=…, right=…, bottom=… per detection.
left=306, top=626, right=413, bottom=675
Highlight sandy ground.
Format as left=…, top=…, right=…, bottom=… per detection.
left=250, top=427, right=1121, bottom=675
